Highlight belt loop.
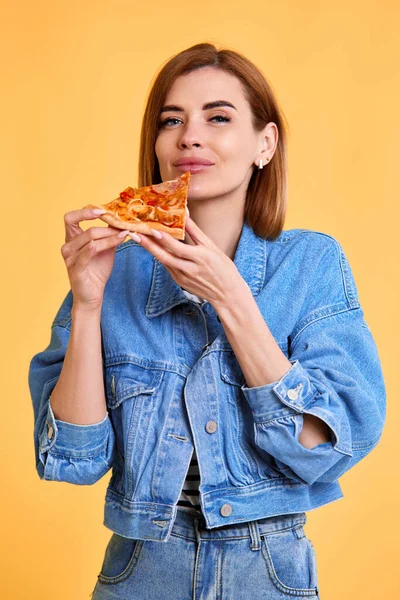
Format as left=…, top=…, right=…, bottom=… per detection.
left=193, top=516, right=203, bottom=544
left=248, top=520, right=261, bottom=551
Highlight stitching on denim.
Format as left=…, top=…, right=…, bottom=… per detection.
left=98, top=539, right=143, bottom=585
left=260, top=534, right=318, bottom=596
left=217, top=543, right=223, bottom=596
left=352, top=430, right=383, bottom=450
left=51, top=320, right=72, bottom=332
left=171, top=521, right=306, bottom=542
left=49, top=446, right=107, bottom=460
left=290, top=305, right=360, bottom=348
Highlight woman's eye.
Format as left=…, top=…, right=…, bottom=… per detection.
left=211, top=115, right=230, bottom=123
left=159, top=117, right=181, bottom=127
left=158, top=115, right=231, bottom=128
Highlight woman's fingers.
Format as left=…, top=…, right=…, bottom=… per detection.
left=128, top=231, right=196, bottom=270
left=64, top=207, right=108, bottom=243
left=128, top=216, right=217, bottom=265
left=62, top=227, right=129, bottom=266
left=151, top=228, right=202, bottom=260
left=62, top=226, right=125, bottom=258
left=71, top=231, right=127, bottom=270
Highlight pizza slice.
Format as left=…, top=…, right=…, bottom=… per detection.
left=84, top=171, right=191, bottom=240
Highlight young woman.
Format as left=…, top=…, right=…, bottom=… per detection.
left=29, top=43, right=386, bottom=599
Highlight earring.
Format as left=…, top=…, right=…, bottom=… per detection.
left=258, top=157, right=272, bottom=169
left=258, top=156, right=272, bottom=169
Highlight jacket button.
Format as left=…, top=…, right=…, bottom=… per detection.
left=220, top=504, right=232, bottom=517
left=287, top=388, right=299, bottom=400
left=205, top=420, right=218, bottom=433
left=47, top=422, right=54, bottom=439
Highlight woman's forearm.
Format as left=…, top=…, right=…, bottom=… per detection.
left=49, top=303, right=107, bottom=425
left=214, top=285, right=331, bottom=450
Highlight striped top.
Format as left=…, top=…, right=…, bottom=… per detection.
left=177, top=287, right=207, bottom=516
left=177, top=447, right=202, bottom=516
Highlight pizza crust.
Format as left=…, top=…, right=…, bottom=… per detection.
left=84, top=203, right=186, bottom=240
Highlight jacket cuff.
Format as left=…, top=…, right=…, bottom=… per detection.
left=240, top=358, right=352, bottom=457
left=254, top=414, right=352, bottom=484
left=240, top=359, right=318, bottom=418
left=39, top=399, right=112, bottom=461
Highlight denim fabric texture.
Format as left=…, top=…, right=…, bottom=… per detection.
left=91, top=509, right=320, bottom=599
left=28, top=221, right=386, bottom=543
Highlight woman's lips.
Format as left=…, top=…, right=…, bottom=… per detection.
left=175, top=164, right=214, bottom=173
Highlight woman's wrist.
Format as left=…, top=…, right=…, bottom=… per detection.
left=72, top=300, right=103, bottom=317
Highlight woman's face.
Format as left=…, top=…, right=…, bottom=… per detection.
left=155, top=67, right=274, bottom=203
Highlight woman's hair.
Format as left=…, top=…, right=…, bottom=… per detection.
left=138, top=42, right=289, bottom=240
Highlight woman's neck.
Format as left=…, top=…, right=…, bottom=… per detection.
left=184, top=199, right=245, bottom=261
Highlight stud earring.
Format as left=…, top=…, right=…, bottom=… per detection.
left=258, top=156, right=271, bottom=170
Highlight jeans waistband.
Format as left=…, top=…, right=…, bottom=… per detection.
left=172, top=509, right=307, bottom=551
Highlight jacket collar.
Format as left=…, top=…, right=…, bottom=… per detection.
left=146, top=219, right=266, bottom=319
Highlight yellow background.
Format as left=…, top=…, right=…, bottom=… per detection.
left=1, top=0, right=398, bottom=598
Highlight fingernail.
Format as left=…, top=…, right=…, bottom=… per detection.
left=128, top=232, right=141, bottom=242
left=150, top=228, right=163, bottom=239
left=117, top=230, right=128, bottom=238
left=186, top=206, right=190, bottom=216
left=92, top=208, right=107, bottom=215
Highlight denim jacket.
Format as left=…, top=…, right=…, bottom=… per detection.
left=28, top=221, right=386, bottom=542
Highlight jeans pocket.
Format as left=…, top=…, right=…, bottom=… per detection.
left=261, top=525, right=319, bottom=596
left=97, top=533, right=144, bottom=585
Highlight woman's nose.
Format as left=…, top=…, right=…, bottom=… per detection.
left=178, top=123, right=204, bottom=149
left=180, top=141, right=201, bottom=149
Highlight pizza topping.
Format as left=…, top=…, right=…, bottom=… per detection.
left=150, top=181, right=180, bottom=194
left=120, top=187, right=137, bottom=200
left=91, top=171, right=190, bottom=236
left=155, top=206, right=182, bottom=218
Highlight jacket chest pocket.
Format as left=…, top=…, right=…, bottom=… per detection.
left=218, top=343, right=290, bottom=482
left=104, top=362, right=164, bottom=494
left=105, top=362, right=164, bottom=410
left=219, top=340, right=290, bottom=387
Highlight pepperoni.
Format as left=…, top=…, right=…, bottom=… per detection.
left=120, top=191, right=133, bottom=200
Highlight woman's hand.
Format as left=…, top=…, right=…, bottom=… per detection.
left=61, top=208, right=130, bottom=310
left=127, top=216, right=248, bottom=308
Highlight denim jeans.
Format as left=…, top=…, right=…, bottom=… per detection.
left=91, top=509, right=320, bottom=599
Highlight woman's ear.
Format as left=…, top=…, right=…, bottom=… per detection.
left=261, top=122, right=278, bottom=157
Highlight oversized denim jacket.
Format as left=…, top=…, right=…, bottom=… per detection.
left=28, top=222, right=386, bottom=542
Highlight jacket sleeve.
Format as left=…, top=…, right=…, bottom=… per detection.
left=28, top=291, right=116, bottom=485
left=240, top=236, right=386, bottom=486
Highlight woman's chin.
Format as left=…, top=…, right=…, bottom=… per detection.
left=187, top=185, right=217, bottom=201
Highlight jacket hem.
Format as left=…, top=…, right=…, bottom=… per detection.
left=103, top=481, right=344, bottom=542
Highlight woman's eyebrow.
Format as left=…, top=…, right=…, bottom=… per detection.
left=160, top=100, right=237, bottom=114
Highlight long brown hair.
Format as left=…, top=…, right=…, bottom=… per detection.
left=138, top=43, right=289, bottom=240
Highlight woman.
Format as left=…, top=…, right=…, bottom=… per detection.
left=28, top=43, right=386, bottom=599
